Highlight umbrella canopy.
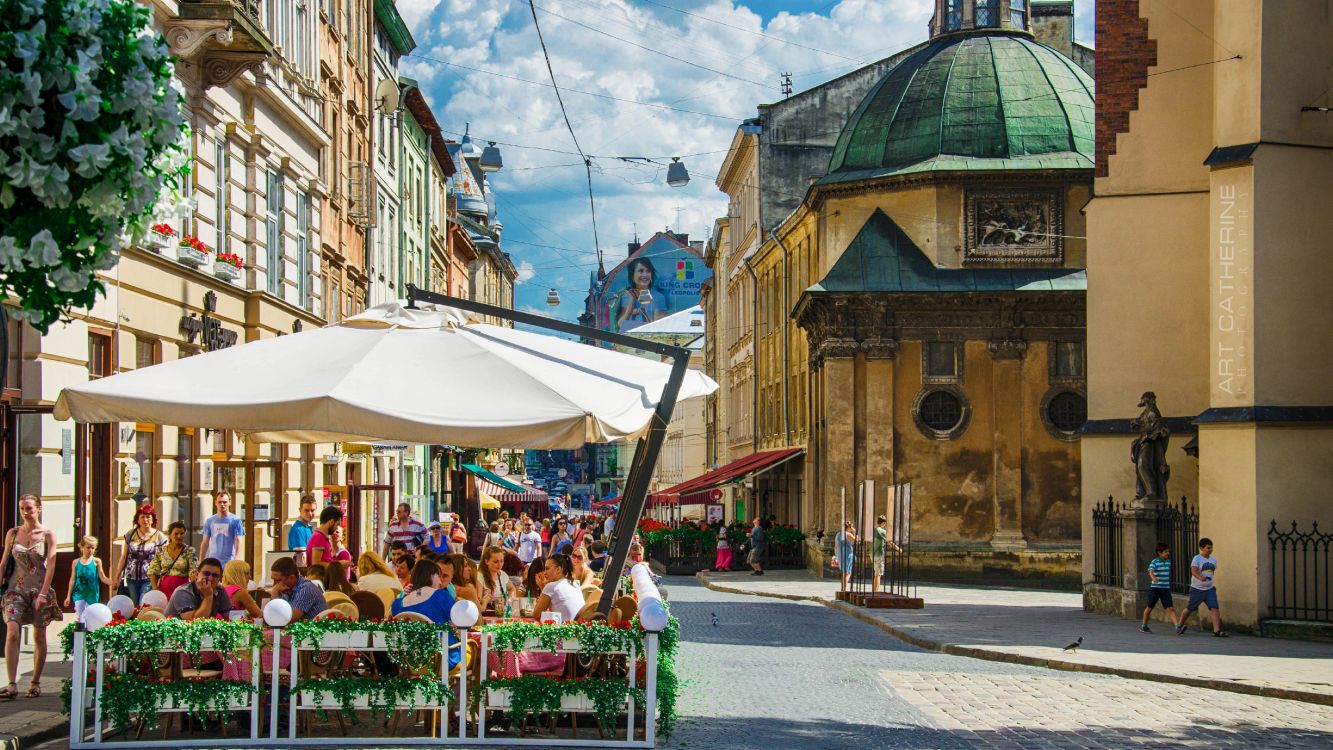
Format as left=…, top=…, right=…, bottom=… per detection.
left=54, top=300, right=717, bottom=449
left=478, top=491, right=501, bottom=510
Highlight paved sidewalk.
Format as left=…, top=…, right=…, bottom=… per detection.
left=0, top=617, right=74, bottom=750
left=698, top=571, right=1333, bottom=706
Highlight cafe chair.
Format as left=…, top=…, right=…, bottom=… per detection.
left=375, top=587, right=399, bottom=616
left=350, top=591, right=385, bottom=621
left=323, top=590, right=354, bottom=608
left=386, top=611, right=446, bottom=737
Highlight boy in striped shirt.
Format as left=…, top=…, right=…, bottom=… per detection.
left=1140, top=542, right=1178, bottom=633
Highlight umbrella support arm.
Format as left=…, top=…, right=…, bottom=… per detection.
left=403, top=285, right=690, bottom=613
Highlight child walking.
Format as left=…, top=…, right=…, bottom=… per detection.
left=1176, top=537, right=1227, bottom=637
left=64, top=536, right=111, bottom=622
left=1140, top=542, right=1178, bottom=633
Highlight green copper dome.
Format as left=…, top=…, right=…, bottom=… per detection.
left=823, top=33, right=1094, bottom=183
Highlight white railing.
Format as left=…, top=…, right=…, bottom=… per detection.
left=68, top=565, right=666, bottom=748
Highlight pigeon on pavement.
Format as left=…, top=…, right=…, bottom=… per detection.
left=711, top=612, right=719, bottom=627
left=1062, top=636, right=1083, bottom=653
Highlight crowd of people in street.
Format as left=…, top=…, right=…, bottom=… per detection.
left=0, top=491, right=636, bottom=702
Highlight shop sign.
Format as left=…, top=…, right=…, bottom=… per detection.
left=180, top=291, right=239, bottom=351
left=253, top=503, right=271, bottom=521
left=61, top=429, right=73, bottom=474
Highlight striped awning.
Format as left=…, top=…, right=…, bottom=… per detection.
left=463, top=463, right=549, bottom=504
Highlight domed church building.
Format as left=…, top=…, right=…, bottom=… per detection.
left=767, top=0, right=1093, bottom=583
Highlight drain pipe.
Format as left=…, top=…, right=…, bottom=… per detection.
left=742, top=257, right=760, bottom=449
left=770, top=227, right=792, bottom=445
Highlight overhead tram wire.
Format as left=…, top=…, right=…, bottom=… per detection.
left=533, top=4, right=776, bottom=90
left=404, top=53, right=749, bottom=121
left=526, top=0, right=605, bottom=270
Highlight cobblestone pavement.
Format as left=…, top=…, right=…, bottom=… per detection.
left=27, top=578, right=1333, bottom=749
left=663, top=577, right=1333, bottom=750
left=698, top=571, right=1333, bottom=703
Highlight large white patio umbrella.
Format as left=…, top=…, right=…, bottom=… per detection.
left=54, top=300, right=717, bottom=448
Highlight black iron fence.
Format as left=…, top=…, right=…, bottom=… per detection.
left=1091, top=496, right=1123, bottom=586
left=646, top=535, right=805, bottom=575
left=1091, top=496, right=1198, bottom=592
left=1155, top=496, right=1199, bottom=594
left=1269, top=520, right=1333, bottom=623
left=844, top=483, right=913, bottom=600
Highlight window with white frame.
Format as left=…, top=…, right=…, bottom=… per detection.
left=296, top=191, right=310, bottom=307
left=214, top=137, right=228, bottom=252
left=266, top=170, right=284, bottom=296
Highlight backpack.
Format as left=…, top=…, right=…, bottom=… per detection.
left=450, top=523, right=467, bottom=544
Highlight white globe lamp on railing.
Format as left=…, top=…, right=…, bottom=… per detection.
left=451, top=599, right=480, bottom=628
left=139, top=589, right=169, bottom=611
left=106, top=594, right=135, bottom=619
left=638, top=598, right=668, bottom=632
left=263, top=598, right=293, bottom=628
left=83, top=603, right=113, bottom=631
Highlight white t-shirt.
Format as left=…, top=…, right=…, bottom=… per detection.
left=542, top=578, right=585, bottom=623
left=517, top=531, right=543, bottom=563
left=357, top=572, right=400, bottom=593
left=603, top=517, right=615, bottom=536
left=1190, top=554, right=1217, bottom=590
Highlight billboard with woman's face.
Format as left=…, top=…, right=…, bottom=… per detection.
left=599, top=234, right=711, bottom=333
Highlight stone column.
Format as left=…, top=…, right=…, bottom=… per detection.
left=1118, top=507, right=1161, bottom=618
left=821, top=339, right=858, bottom=535
left=988, top=339, right=1028, bottom=550
left=862, top=338, right=898, bottom=519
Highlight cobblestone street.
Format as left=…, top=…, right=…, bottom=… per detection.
left=663, top=578, right=1333, bottom=750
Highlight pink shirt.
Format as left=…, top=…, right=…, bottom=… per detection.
left=307, top=529, right=331, bottom=564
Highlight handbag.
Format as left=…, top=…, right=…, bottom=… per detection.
left=450, top=523, right=466, bottom=544
left=0, top=530, right=15, bottom=590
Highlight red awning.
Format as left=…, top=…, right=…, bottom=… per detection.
left=593, top=496, right=620, bottom=508
left=649, top=448, right=803, bottom=506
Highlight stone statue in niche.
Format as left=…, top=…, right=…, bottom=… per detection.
left=1130, top=391, right=1170, bottom=505
left=964, top=190, right=1063, bottom=263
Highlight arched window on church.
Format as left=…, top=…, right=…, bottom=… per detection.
left=974, top=0, right=997, bottom=27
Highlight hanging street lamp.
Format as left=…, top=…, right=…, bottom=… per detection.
left=666, top=157, right=690, bottom=187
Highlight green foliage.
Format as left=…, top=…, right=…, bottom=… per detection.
left=481, top=675, right=643, bottom=732
left=481, top=619, right=642, bottom=657
left=80, top=618, right=264, bottom=664
left=298, top=675, right=453, bottom=724
left=89, top=675, right=255, bottom=731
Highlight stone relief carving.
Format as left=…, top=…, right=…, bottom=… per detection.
left=964, top=189, right=1064, bottom=264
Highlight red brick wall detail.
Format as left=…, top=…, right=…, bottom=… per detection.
left=1095, top=0, right=1158, bottom=177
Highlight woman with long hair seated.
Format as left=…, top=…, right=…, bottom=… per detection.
left=531, top=553, right=584, bottom=624
left=323, top=560, right=357, bottom=597
left=521, top=555, right=546, bottom=599
left=222, top=560, right=263, bottom=618
left=477, top=546, right=516, bottom=615
left=356, top=550, right=399, bottom=592
left=391, top=558, right=461, bottom=670
left=447, top=553, right=481, bottom=608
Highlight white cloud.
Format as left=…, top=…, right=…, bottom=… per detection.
left=514, top=259, right=536, bottom=283
left=401, top=0, right=937, bottom=318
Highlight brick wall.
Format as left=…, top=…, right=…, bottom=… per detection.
left=1095, top=0, right=1158, bottom=177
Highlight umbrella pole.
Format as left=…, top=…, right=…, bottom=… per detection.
left=402, top=285, right=692, bottom=615
left=598, top=351, right=689, bottom=615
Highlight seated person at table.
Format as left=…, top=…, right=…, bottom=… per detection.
left=222, top=560, right=263, bottom=619
left=570, top=547, right=598, bottom=588
left=586, top=540, right=609, bottom=573
left=269, top=557, right=326, bottom=621
left=165, top=558, right=233, bottom=620
left=389, top=541, right=410, bottom=567
left=448, top=553, right=482, bottom=608
left=323, top=560, right=357, bottom=596
left=532, top=554, right=584, bottom=624
left=432, top=555, right=455, bottom=596
left=391, top=561, right=462, bottom=670
left=521, top=556, right=546, bottom=599
left=478, top=546, right=516, bottom=615
left=355, top=551, right=400, bottom=593
left=395, top=556, right=415, bottom=591
left=305, top=563, right=327, bottom=592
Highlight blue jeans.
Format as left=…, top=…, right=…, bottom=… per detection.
left=124, top=577, right=152, bottom=605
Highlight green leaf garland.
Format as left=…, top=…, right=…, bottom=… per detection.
left=298, top=675, right=454, bottom=724
left=79, top=618, right=264, bottom=664
left=481, top=675, right=643, bottom=732
left=88, top=675, right=256, bottom=732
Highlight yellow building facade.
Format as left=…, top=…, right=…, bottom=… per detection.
left=1081, top=0, right=1333, bottom=632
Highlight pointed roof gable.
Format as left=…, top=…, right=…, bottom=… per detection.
left=809, top=209, right=1086, bottom=294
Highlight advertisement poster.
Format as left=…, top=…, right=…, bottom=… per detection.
left=595, top=233, right=713, bottom=333
left=706, top=503, right=724, bottom=525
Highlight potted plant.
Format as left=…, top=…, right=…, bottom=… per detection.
left=176, top=234, right=210, bottom=267
left=146, top=223, right=176, bottom=253
left=213, top=251, right=243, bottom=281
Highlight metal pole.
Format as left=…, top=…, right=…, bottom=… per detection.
left=599, top=351, right=689, bottom=616
left=403, top=285, right=693, bottom=619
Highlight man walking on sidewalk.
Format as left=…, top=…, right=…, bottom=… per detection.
left=1176, top=537, right=1227, bottom=637
left=748, top=517, right=766, bottom=576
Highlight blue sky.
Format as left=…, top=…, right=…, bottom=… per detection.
left=398, top=0, right=1094, bottom=322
